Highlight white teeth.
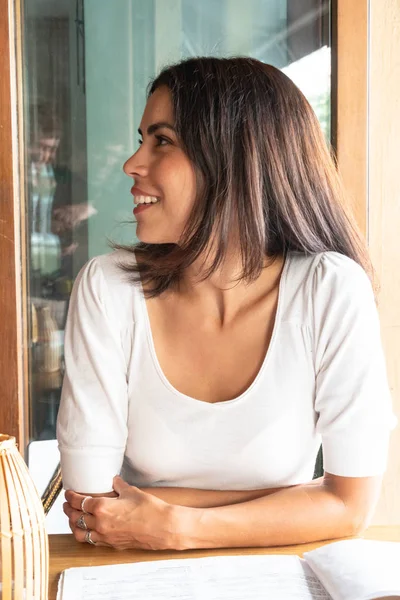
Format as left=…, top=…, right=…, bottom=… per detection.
left=134, top=195, right=159, bottom=205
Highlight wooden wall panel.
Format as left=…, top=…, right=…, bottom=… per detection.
left=368, top=0, right=400, bottom=525
left=336, top=0, right=400, bottom=526
left=334, top=0, right=368, bottom=235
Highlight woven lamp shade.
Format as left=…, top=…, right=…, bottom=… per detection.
left=0, top=434, right=48, bottom=599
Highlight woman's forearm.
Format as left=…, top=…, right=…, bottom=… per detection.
left=141, top=478, right=323, bottom=508
left=141, top=485, right=292, bottom=508
left=172, top=479, right=369, bottom=550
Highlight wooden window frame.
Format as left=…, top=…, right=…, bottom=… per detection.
left=0, top=0, right=28, bottom=448
left=332, top=0, right=368, bottom=237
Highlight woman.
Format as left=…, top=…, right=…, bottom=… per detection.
left=58, top=57, right=394, bottom=551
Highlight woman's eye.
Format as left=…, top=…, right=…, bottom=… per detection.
left=155, top=135, right=169, bottom=147
left=137, top=136, right=170, bottom=148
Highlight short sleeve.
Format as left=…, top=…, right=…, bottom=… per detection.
left=57, top=256, right=129, bottom=493
left=312, top=253, right=396, bottom=477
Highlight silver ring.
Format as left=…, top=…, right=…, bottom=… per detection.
left=85, top=530, right=97, bottom=545
left=76, top=514, right=88, bottom=530
left=80, top=496, right=91, bottom=514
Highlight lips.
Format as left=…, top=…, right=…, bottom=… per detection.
left=133, top=203, right=156, bottom=215
left=131, top=186, right=159, bottom=198
left=133, top=195, right=159, bottom=205
left=131, top=186, right=160, bottom=216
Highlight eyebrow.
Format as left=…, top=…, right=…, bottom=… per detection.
left=138, top=122, right=176, bottom=136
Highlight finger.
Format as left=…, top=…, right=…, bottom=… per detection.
left=113, top=477, right=144, bottom=499
left=63, top=502, right=73, bottom=518
left=63, top=504, right=96, bottom=530
left=73, top=527, right=108, bottom=547
left=112, top=476, right=130, bottom=495
left=65, top=490, right=95, bottom=514
left=64, top=490, right=86, bottom=508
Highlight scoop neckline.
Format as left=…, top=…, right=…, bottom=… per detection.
left=139, top=254, right=290, bottom=407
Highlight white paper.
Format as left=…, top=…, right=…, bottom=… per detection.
left=56, top=571, right=65, bottom=600
left=57, top=554, right=331, bottom=600
left=304, top=539, right=400, bottom=600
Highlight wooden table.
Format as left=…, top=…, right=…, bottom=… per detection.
left=49, top=526, right=400, bottom=600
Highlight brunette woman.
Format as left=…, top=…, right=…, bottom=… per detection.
left=58, top=57, right=394, bottom=550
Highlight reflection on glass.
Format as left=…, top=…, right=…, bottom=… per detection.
left=23, top=0, right=331, bottom=443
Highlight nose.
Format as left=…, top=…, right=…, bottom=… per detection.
left=123, top=146, right=149, bottom=178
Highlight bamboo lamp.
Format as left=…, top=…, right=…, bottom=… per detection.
left=0, top=434, right=48, bottom=599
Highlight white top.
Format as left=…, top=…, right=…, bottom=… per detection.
left=57, top=250, right=395, bottom=493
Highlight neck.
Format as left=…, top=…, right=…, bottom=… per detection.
left=185, top=250, right=246, bottom=289
left=180, top=252, right=285, bottom=327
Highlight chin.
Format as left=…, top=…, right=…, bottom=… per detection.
left=136, top=226, right=175, bottom=245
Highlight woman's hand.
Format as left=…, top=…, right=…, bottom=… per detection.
left=63, top=476, right=182, bottom=551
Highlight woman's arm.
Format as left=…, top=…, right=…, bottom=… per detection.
left=64, top=474, right=381, bottom=550
left=71, top=479, right=323, bottom=507
left=140, top=479, right=323, bottom=508
left=57, top=257, right=129, bottom=494
left=172, top=473, right=382, bottom=549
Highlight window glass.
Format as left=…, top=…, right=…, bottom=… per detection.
left=23, top=0, right=331, bottom=442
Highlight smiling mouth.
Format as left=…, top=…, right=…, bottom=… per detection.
left=133, top=198, right=160, bottom=216
left=133, top=195, right=160, bottom=205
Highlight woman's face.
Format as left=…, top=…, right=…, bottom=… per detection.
left=123, top=86, right=197, bottom=244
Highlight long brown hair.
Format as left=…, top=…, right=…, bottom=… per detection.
left=115, top=56, right=372, bottom=297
